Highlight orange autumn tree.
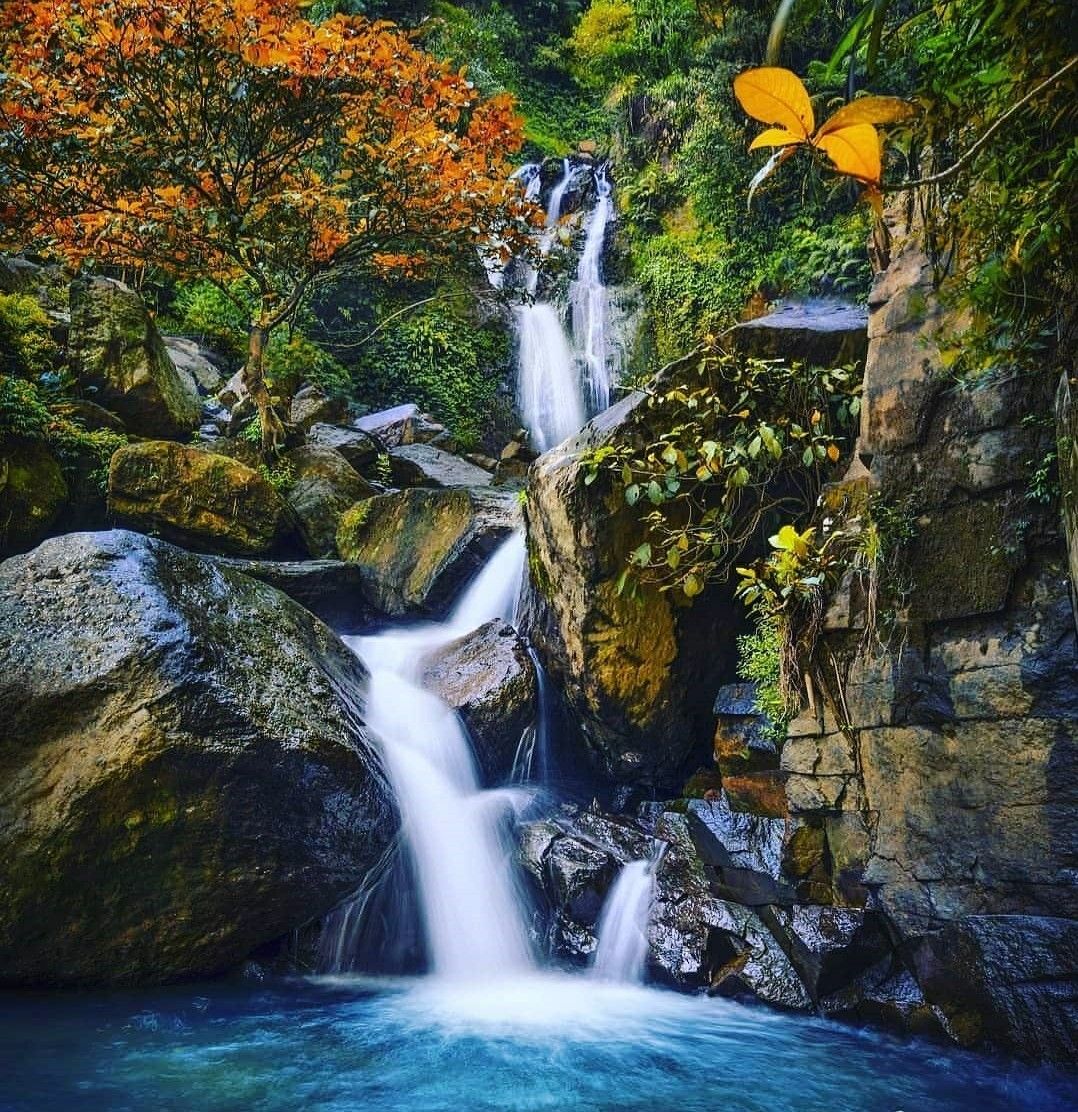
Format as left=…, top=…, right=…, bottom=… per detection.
left=0, top=0, right=526, bottom=449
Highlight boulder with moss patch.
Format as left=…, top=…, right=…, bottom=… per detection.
left=337, top=486, right=519, bottom=615
left=108, top=440, right=301, bottom=557
left=0, top=529, right=396, bottom=986
left=0, top=439, right=68, bottom=557
left=68, top=277, right=201, bottom=438
left=283, top=445, right=376, bottom=558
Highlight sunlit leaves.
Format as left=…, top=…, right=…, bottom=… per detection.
left=733, top=66, right=916, bottom=195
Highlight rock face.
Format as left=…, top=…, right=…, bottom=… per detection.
left=68, top=277, right=201, bottom=438
left=355, top=402, right=419, bottom=447
left=0, top=530, right=396, bottom=985
left=307, top=423, right=381, bottom=472
left=162, top=336, right=225, bottom=397
left=773, top=204, right=1078, bottom=1063
left=108, top=440, right=301, bottom=557
left=1058, top=372, right=1078, bottom=633
left=0, top=439, right=68, bottom=557
left=337, top=486, right=520, bottom=616
left=422, top=619, right=537, bottom=784
left=283, top=445, right=375, bottom=558
left=523, top=392, right=736, bottom=792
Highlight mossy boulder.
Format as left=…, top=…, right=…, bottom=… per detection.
left=283, top=445, right=376, bottom=558
left=522, top=392, right=735, bottom=793
left=68, top=277, right=201, bottom=439
left=0, top=438, right=68, bottom=557
left=337, top=485, right=520, bottom=615
left=0, top=530, right=396, bottom=986
left=108, top=440, right=301, bottom=557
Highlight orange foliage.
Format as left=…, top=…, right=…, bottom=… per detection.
left=0, top=0, right=527, bottom=294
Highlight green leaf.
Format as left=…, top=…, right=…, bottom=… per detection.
left=625, top=483, right=641, bottom=506
left=683, top=573, right=704, bottom=598
left=647, top=480, right=664, bottom=504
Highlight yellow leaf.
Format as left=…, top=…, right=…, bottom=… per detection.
left=748, top=127, right=804, bottom=151
left=733, top=67, right=814, bottom=139
left=815, top=123, right=881, bottom=184
left=816, top=96, right=918, bottom=138
left=826, top=443, right=840, bottom=462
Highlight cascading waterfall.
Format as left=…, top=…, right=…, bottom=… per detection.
left=592, top=844, right=666, bottom=984
left=339, top=535, right=535, bottom=980
left=571, top=163, right=616, bottom=414
left=514, top=157, right=587, bottom=451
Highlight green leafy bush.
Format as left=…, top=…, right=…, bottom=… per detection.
left=0, top=374, right=50, bottom=439
left=0, top=293, right=61, bottom=381
left=735, top=618, right=791, bottom=747
left=357, top=304, right=510, bottom=449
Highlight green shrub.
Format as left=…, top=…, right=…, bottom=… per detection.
left=356, top=304, right=510, bottom=449
left=736, top=618, right=791, bottom=747
left=265, top=333, right=351, bottom=398
left=0, top=374, right=50, bottom=439
left=0, top=294, right=61, bottom=381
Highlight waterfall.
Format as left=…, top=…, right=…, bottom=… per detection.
left=571, top=164, right=615, bottom=414
left=514, top=303, right=586, bottom=454
left=512, top=646, right=556, bottom=784
left=592, top=845, right=665, bottom=984
left=339, top=535, right=535, bottom=981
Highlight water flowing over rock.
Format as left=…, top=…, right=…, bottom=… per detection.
left=336, top=486, right=520, bottom=616
left=0, top=530, right=396, bottom=985
left=571, top=164, right=616, bottom=413
left=68, top=277, right=201, bottom=439
left=108, top=440, right=302, bottom=557
left=523, top=391, right=735, bottom=792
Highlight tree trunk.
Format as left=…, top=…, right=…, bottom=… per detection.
left=243, top=316, right=286, bottom=455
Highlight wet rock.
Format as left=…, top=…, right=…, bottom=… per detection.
left=0, top=439, right=68, bottom=557
left=307, top=423, right=381, bottom=471
left=912, top=915, right=1078, bottom=1065
left=162, top=336, right=225, bottom=396
left=49, top=399, right=126, bottom=434
left=730, top=298, right=868, bottom=368
left=822, top=965, right=944, bottom=1038
left=206, top=556, right=382, bottom=632
left=355, top=402, right=419, bottom=448
left=389, top=443, right=494, bottom=489
left=108, top=440, right=301, bottom=557
left=283, top=445, right=375, bottom=558
left=1057, top=371, right=1078, bottom=634
left=290, top=387, right=348, bottom=432
left=523, top=390, right=736, bottom=792
left=68, top=277, right=201, bottom=438
left=0, top=530, right=396, bottom=986
left=421, top=619, right=536, bottom=785
left=336, top=486, right=520, bottom=616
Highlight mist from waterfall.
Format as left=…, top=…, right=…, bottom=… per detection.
left=338, top=535, right=535, bottom=981
left=571, top=164, right=615, bottom=414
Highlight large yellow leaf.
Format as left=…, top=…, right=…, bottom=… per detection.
left=816, top=95, right=918, bottom=137
left=748, top=126, right=804, bottom=151
left=815, top=123, right=881, bottom=184
left=733, top=67, right=814, bottom=139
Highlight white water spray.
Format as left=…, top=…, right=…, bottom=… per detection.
left=515, top=303, right=586, bottom=453
left=592, top=845, right=665, bottom=984
left=343, top=535, right=535, bottom=981
left=571, top=164, right=616, bottom=414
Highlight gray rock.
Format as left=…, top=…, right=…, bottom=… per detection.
left=308, top=423, right=381, bottom=471
left=68, top=277, right=201, bottom=439
left=913, top=915, right=1078, bottom=1065
left=283, top=445, right=375, bottom=558
left=290, top=389, right=348, bottom=432
left=730, top=298, right=868, bottom=368
left=421, top=619, right=537, bottom=785
left=390, top=443, right=494, bottom=489
left=355, top=402, right=419, bottom=447
left=162, top=336, right=225, bottom=396
left=0, top=530, right=396, bottom=986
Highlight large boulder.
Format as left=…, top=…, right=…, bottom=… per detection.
left=523, top=392, right=735, bottom=793
left=108, top=440, right=301, bottom=557
left=730, top=298, right=868, bottom=368
left=337, top=486, right=520, bottom=616
left=162, top=336, right=225, bottom=396
left=355, top=402, right=419, bottom=447
left=421, top=619, right=537, bottom=784
left=68, top=277, right=201, bottom=438
left=0, top=530, right=396, bottom=985
left=307, top=423, right=381, bottom=472
left=283, top=445, right=375, bottom=558
left=0, top=439, right=68, bottom=557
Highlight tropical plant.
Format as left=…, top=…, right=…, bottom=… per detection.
left=0, top=0, right=527, bottom=450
